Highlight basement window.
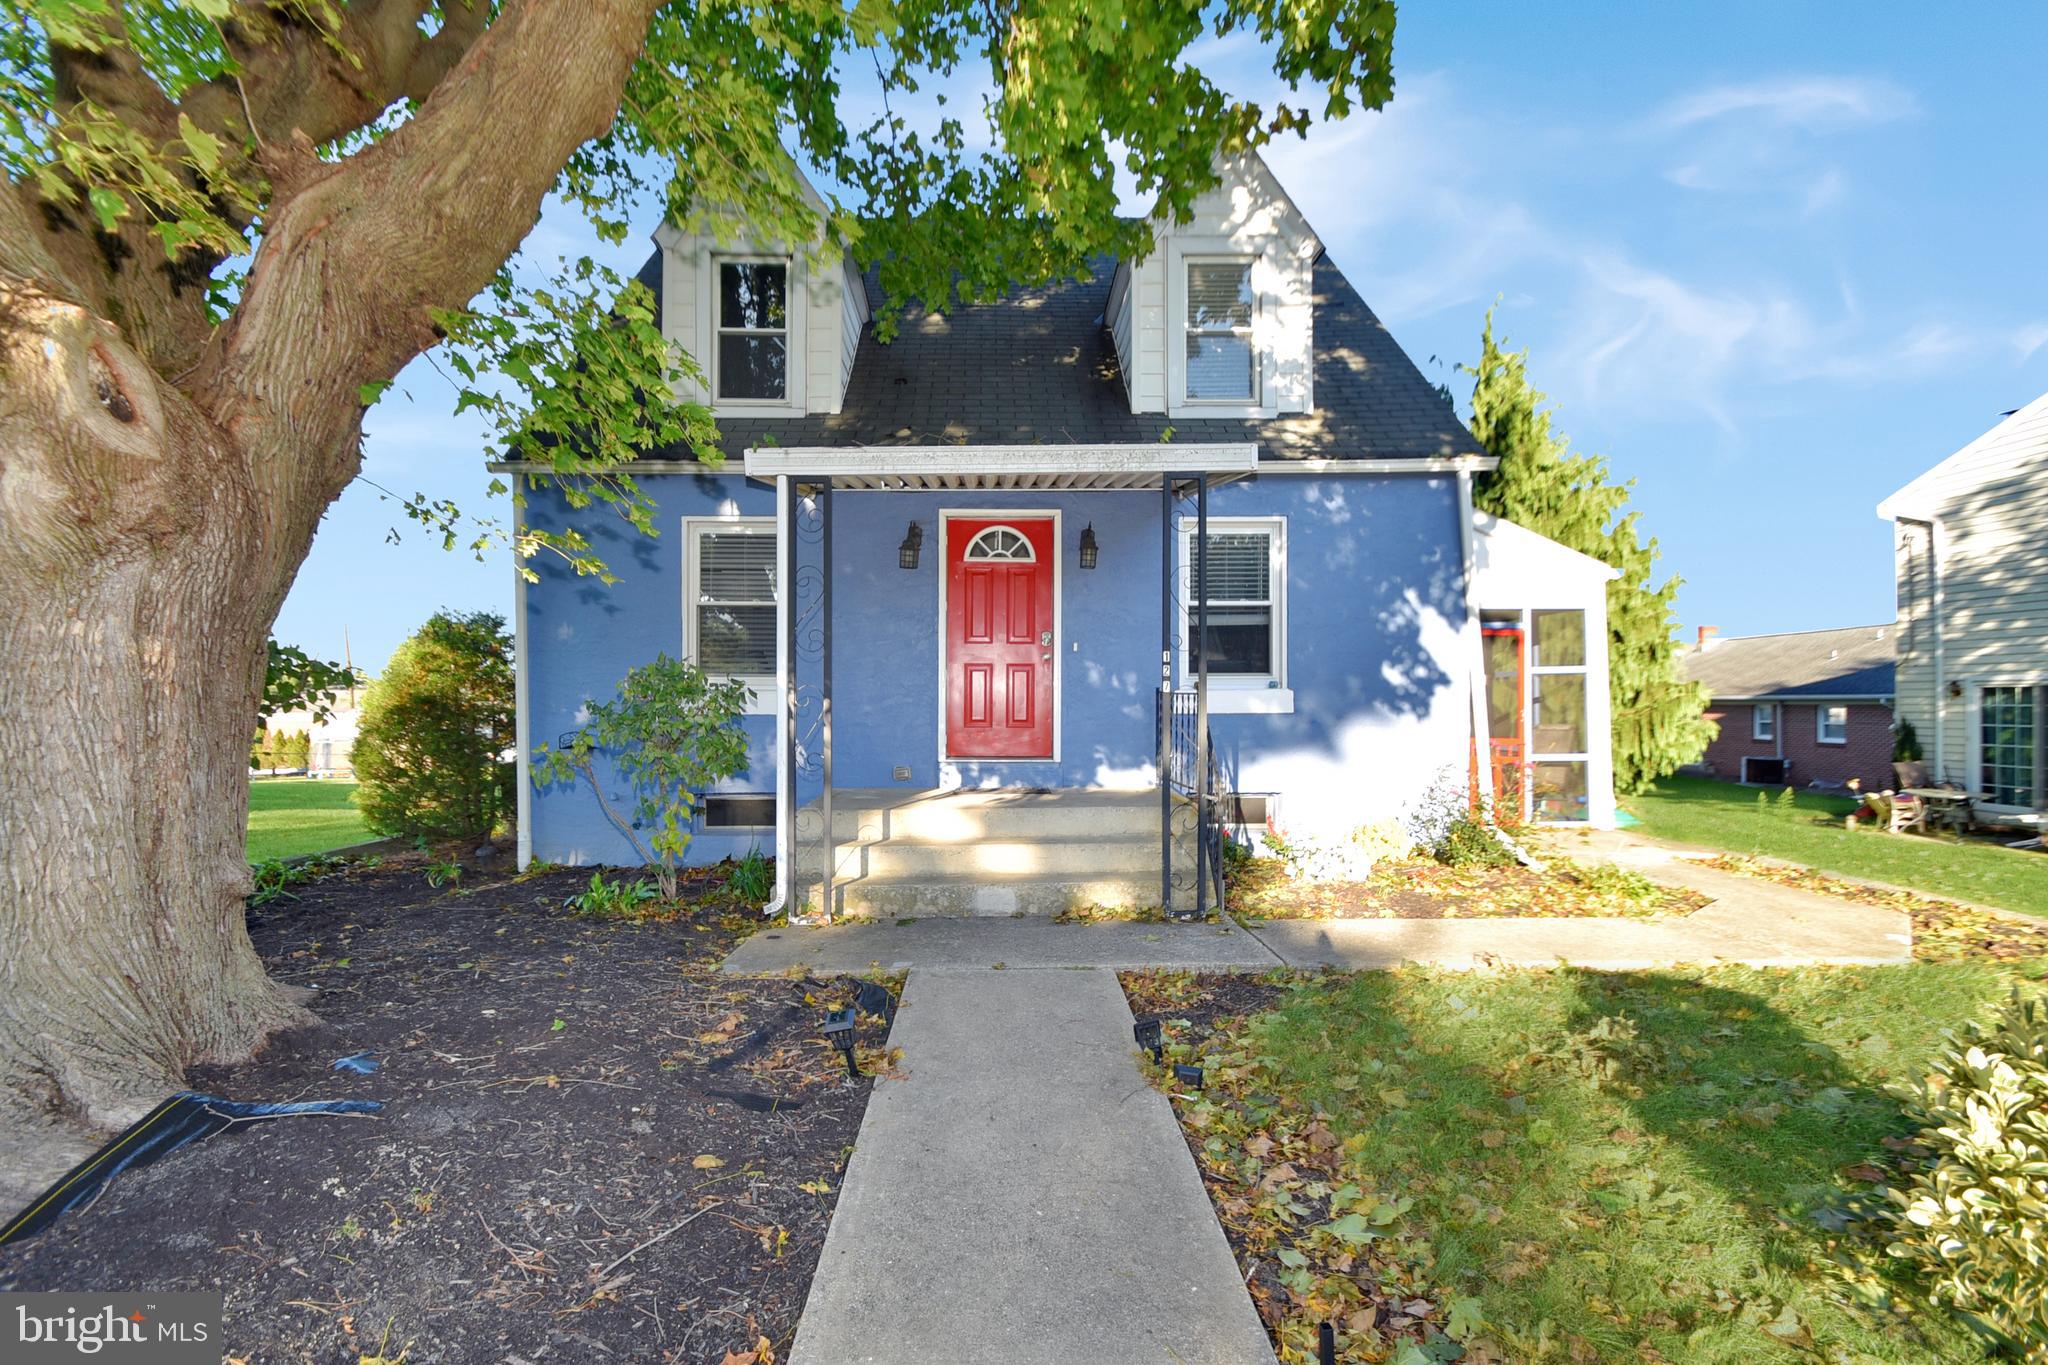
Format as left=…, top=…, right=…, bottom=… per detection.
left=703, top=795, right=776, bottom=829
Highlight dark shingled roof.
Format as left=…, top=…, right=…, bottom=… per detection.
left=1682, top=624, right=1897, bottom=701
left=640, top=251, right=1484, bottom=464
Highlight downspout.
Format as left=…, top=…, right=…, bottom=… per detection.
left=513, top=499, right=533, bottom=872
left=1899, top=515, right=1946, bottom=783
left=1456, top=472, right=1495, bottom=810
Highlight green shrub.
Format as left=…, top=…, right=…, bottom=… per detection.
left=724, top=848, right=773, bottom=907
left=353, top=610, right=515, bottom=842
left=564, top=871, right=661, bottom=917
left=1886, top=990, right=2048, bottom=1358
left=532, top=653, right=750, bottom=899
left=1405, top=772, right=1515, bottom=869
left=278, top=729, right=311, bottom=770
left=1894, top=718, right=1924, bottom=764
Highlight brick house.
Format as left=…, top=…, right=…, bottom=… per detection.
left=1682, top=624, right=1897, bottom=791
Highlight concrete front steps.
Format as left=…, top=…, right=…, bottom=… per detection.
left=795, top=788, right=1182, bottom=918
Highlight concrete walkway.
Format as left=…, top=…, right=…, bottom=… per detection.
left=788, top=968, right=1277, bottom=1365
left=722, top=915, right=1282, bottom=976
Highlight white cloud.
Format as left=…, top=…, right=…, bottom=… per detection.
left=1653, top=75, right=1918, bottom=131
left=2013, top=322, right=2048, bottom=363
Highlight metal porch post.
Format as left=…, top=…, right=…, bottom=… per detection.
left=1159, top=475, right=1173, bottom=911
left=781, top=478, right=798, bottom=913
left=820, top=482, right=834, bottom=919
left=1195, top=474, right=1210, bottom=920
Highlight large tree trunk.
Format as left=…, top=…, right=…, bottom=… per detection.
left=0, top=289, right=328, bottom=1205
left=0, top=0, right=662, bottom=1208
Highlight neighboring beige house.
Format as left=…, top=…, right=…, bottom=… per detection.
left=1878, top=390, right=2048, bottom=829
left=263, top=696, right=366, bottom=779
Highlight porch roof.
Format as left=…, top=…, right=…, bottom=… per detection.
left=742, top=442, right=1258, bottom=491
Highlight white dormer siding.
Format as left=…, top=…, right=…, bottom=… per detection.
left=652, top=212, right=861, bottom=418
left=1109, top=150, right=1321, bottom=419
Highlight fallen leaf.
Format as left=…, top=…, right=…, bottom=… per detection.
left=693, top=1154, right=725, bottom=1170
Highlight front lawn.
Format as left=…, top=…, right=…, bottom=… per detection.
left=0, top=853, right=870, bottom=1363
left=246, top=776, right=370, bottom=862
left=1129, top=926, right=2048, bottom=1361
left=1626, top=774, right=2048, bottom=919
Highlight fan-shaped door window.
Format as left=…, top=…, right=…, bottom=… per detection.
left=963, top=526, right=1037, bottom=562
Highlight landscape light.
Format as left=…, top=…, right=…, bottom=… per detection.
left=1133, top=1017, right=1163, bottom=1063
left=856, top=980, right=896, bottom=1024
left=822, top=1007, right=860, bottom=1078
left=1172, top=1063, right=1204, bottom=1090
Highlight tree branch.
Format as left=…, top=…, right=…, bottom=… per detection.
left=214, top=0, right=660, bottom=497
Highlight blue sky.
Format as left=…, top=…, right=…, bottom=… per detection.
left=274, top=2, right=2048, bottom=672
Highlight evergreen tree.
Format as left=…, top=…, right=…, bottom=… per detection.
left=1465, top=311, right=1714, bottom=793
left=354, top=612, right=516, bottom=842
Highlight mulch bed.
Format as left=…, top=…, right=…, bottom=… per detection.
left=1230, top=854, right=1708, bottom=922
left=1697, top=854, right=2048, bottom=964
left=0, top=850, right=880, bottom=1364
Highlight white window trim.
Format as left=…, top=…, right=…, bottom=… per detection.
left=1177, top=515, right=1291, bottom=713
left=699, top=253, right=806, bottom=416
left=1974, top=679, right=2045, bottom=812
left=683, top=515, right=778, bottom=715
left=1752, top=703, right=1777, bottom=741
left=1165, top=239, right=1278, bottom=421
left=1181, top=255, right=1259, bottom=408
left=1816, top=703, right=1849, bottom=746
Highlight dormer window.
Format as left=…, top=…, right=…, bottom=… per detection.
left=716, top=259, right=789, bottom=402
left=1184, top=259, right=1257, bottom=403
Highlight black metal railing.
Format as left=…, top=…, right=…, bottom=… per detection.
left=1161, top=688, right=1227, bottom=915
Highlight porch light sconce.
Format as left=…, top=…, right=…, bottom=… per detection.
left=822, top=1007, right=860, bottom=1079
left=1079, top=523, right=1099, bottom=570
left=1947, top=679, right=1963, bottom=699
left=898, top=521, right=923, bottom=570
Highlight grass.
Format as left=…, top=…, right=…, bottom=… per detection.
left=246, top=778, right=370, bottom=863
left=1170, top=957, right=2047, bottom=1362
left=1625, top=774, right=2048, bottom=919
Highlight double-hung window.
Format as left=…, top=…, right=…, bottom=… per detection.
left=686, top=519, right=777, bottom=709
left=1181, top=518, right=1286, bottom=700
left=1752, top=704, right=1776, bottom=741
left=1981, top=685, right=2040, bottom=808
left=1184, top=259, right=1257, bottom=403
left=1816, top=704, right=1849, bottom=745
left=715, top=260, right=789, bottom=402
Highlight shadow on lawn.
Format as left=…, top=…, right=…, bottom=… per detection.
left=1256, top=966, right=1969, bottom=1361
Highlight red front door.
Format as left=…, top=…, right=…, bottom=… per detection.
left=946, top=517, right=1055, bottom=758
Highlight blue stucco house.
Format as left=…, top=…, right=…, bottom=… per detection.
left=503, top=152, right=1618, bottom=919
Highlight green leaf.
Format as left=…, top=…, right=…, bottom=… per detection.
left=87, top=185, right=124, bottom=232
left=358, top=379, right=392, bottom=406
left=178, top=112, right=222, bottom=173
left=1446, top=1294, right=1484, bottom=1342
left=1325, top=1212, right=1377, bottom=1246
